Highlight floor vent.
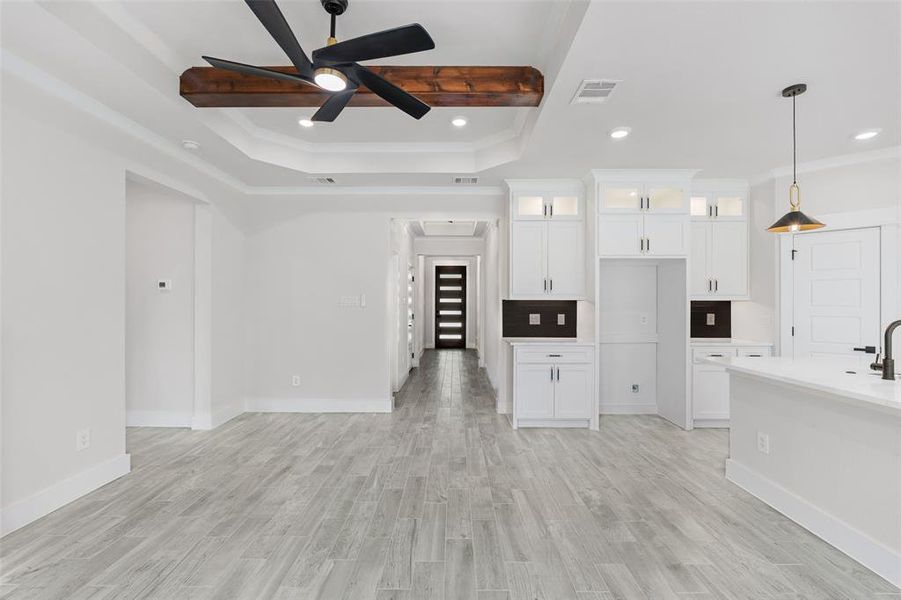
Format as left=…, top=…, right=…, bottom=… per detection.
left=308, top=176, right=337, bottom=184
left=453, top=176, right=479, bottom=185
left=571, top=79, right=620, bottom=104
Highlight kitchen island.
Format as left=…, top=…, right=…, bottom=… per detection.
left=712, top=356, right=901, bottom=588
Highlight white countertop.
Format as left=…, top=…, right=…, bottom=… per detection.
left=503, top=337, right=594, bottom=346
left=708, top=356, right=901, bottom=415
left=691, top=338, right=773, bottom=347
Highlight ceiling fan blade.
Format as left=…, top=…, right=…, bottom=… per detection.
left=244, top=0, right=313, bottom=78
left=352, top=65, right=430, bottom=120
left=311, top=84, right=359, bottom=122
left=203, top=56, right=317, bottom=87
left=313, top=24, right=435, bottom=64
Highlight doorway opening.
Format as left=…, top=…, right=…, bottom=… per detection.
left=435, top=265, right=467, bottom=349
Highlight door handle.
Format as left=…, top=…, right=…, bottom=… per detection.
left=853, top=346, right=877, bottom=354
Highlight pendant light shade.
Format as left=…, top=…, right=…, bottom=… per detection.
left=767, top=83, right=825, bottom=233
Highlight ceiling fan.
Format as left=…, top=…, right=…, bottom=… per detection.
left=202, top=0, right=435, bottom=122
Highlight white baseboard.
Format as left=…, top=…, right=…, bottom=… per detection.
left=693, top=419, right=730, bottom=428
left=0, top=453, right=131, bottom=537
left=126, top=410, right=193, bottom=428
left=726, top=459, right=901, bottom=588
left=191, top=412, right=213, bottom=430
left=211, top=401, right=243, bottom=429
left=245, top=397, right=392, bottom=413
left=599, top=403, right=657, bottom=415
left=496, top=402, right=512, bottom=415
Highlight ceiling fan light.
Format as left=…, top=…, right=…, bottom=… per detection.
left=314, top=67, right=348, bottom=92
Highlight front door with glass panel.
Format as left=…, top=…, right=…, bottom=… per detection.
left=435, top=265, right=466, bottom=349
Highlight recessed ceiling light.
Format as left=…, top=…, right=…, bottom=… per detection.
left=853, top=129, right=881, bottom=141
left=298, top=118, right=314, bottom=128
left=609, top=127, right=631, bottom=140
left=181, top=140, right=201, bottom=151
left=452, top=117, right=468, bottom=127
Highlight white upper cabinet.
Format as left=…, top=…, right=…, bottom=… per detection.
left=690, top=182, right=748, bottom=220
left=507, top=180, right=586, bottom=299
left=598, top=179, right=689, bottom=214
left=690, top=181, right=750, bottom=299
left=591, top=170, right=697, bottom=258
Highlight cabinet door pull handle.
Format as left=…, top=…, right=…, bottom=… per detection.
left=543, top=279, right=547, bottom=292
left=708, top=279, right=712, bottom=292
left=549, top=279, right=553, bottom=292
left=646, top=237, right=650, bottom=253
left=714, top=279, right=718, bottom=292
left=708, top=353, right=724, bottom=357
left=747, top=354, right=762, bottom=357
left=550, top=367, right=554, bottom=381
left=543, top=204, right=547, bottom=217
left=556, top=367, right=560, bottom=381
left=547, top=354, right=562, bottom=357
left=640, top=237, right=644, bottom=253
left=715, top=204, right=719, bottom=217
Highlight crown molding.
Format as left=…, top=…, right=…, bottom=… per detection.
left=750, top=145, right=901, bottom=185
left=245, top=185, right=505, bottom=197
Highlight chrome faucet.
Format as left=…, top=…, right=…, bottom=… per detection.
left=870, top=320, right=900, bottom=381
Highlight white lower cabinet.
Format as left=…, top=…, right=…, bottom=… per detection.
left=691, top=344, right=772, bottom=427
left=512, top=343, right=595, bottom=429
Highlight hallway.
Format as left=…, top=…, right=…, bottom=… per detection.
left=1, top=350, right=897, bottom=599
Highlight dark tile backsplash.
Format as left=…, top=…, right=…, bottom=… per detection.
left=503, top=300, right=577, bottom=338
left=691, top=301, right=732, bottom=338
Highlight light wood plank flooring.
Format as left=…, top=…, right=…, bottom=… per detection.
left=2, top=349, right=898, bottom=599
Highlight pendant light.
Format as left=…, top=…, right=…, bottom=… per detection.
left=767, top=83, right=825, bottom=233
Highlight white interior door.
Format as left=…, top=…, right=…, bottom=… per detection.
left=792, top=228, right=880, bottom=368
left=546, top=221, right=585, bottom=297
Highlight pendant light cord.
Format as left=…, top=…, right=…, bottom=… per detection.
left=792, top=93, right=797, bottom=185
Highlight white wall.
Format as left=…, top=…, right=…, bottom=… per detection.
left=125, top=181, right=195, bottom=427
left=1, top=99, right=130, bottom=533
left=390, top=221, right=414, bottom=393
left=0, top=66, right=248, bottom=534
left=242, top=195, right=504, bottom=413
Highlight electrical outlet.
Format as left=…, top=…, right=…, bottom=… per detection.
left=706, top=313, right=716, bottom=326
left=529, top=313, right=541, bottom=325
left=631, top=384, right=640, bottom=393
left=557, top=314, right=565, bottom=326
left=757, top=431, right=770, bottom=455
left=291, top=375, right=301, bottom=387
left=75, top=428, right=90, bottom=451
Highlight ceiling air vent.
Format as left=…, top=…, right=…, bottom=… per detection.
left=307, top=176, right=337, bottom=184
left=571, top=79, right=620, bottom=104
left=453, top=176, right=479, bottom=185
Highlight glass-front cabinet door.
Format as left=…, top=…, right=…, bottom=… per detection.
left=645, top=184, right=687, bottom=213
left=713, top=194, right=744, bottom=219
left=690, top=195, right=711, bottom=218
left=599, top=184, right=642, bottom=212
left=513, top=194, right=547, bottom=219
left=548, top=195, right=580, bottom=219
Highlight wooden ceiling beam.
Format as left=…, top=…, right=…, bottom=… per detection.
left=179, top=65, right=543, bottom=108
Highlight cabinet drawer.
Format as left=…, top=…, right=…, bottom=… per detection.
left=516, top=346, right=593, bottom=364
left=737, top=347, right=771, bottom=358
left=692, top=347, right=736, bottom=364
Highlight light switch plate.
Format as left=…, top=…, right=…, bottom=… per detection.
left=529, top=313, right=540, bottom=325
left=706, top=313, right=716, bottom=326
left=557, top=314, right=565, bottom=326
